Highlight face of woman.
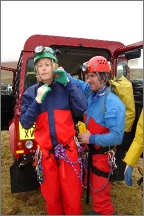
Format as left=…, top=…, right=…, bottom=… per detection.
left=36, top=58, right=54, bottom=84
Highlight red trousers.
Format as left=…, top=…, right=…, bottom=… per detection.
left=90, top=154, right=114, bottom=215
left=40, top=146, right=82, bottom=215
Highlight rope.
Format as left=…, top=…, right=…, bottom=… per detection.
left=55, top=143, right=83, bottom=182
left=35, top=146, right=44, bottom=184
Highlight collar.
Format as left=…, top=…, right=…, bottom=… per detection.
left=93, top=87, right=106, bottom=99
left=40, top=80, right=55, bottom=87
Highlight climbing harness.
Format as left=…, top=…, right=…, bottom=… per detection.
left=89, top=148, right=117, bottom=193
left=34, top=137, right=86, bottom=185
left=55, top=142, right=83, bottom=183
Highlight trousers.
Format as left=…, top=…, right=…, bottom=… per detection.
left=90, top=154, right=114, bottom=215
left=40, top=144, right=82, bottom=215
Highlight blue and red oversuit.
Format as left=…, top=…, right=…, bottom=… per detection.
left=66, top=73, right=126, bottom=215
left=19, top=80, right=87, bottom=215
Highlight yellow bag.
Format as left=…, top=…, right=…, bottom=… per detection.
left=109, top=76, right=135, bottom=132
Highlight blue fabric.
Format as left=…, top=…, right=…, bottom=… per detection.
left=30, top=99, right=41, bottom=110
left=19, top=81, right=87, bottom=130
left=89, top=135, right=95, bottom=144
left=66, top=72, right=91, bottom=97
left=124, top=165, right=133, bottom=186
left=66, top=71, right=126, bottom=147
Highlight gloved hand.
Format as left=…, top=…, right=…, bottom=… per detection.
left=35, top=84, right=51, bottom=104
left=124, top=165, right=133, bottom=186
left=54, top=69, right=69, bottom=86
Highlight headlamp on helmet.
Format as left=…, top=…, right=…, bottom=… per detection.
left=108, top=61, right=111, bottom=71
left=34, top=45, right=45, bottom=55
left=34, top=46, right=60, bottom=64
left=81, top=62, right=89, bottom=72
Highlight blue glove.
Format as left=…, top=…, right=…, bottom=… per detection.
left=124, top=165, right=133, bottom=186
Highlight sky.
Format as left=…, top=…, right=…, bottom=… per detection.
left=1, top=1, right=143, bottom=62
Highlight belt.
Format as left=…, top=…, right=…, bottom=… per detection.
left=91, top=145, right=116, bottom=154
left=91, top=165, right=110, bottom=179
left=40, top=138, right=76, bottom=159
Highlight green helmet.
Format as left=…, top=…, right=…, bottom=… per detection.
left=34, top=46, right=58, bottom=64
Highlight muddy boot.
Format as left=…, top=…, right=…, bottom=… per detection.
left=88, top=210, right=100, bottom=215
left=88, top=210, right=115, bottom=215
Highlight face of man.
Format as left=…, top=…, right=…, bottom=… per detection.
left=86, top=72, right=102, bottom=92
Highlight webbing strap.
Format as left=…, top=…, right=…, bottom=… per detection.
left=101, top=86, right=112, bottom=114
left=91, top=165, right=110, bottom=178
left=91, top=145, right=115, bottom=154
left=86, top=145, right=92, bottom=205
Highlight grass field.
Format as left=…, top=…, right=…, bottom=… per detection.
left=1, top=62, right=17, bottom=84
left=1, top=130, right=143, bottom=215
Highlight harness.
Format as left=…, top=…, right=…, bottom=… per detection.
left=85, top=87, right=118, bottom=204
left=91, top=145, right=116, bottom=178
left=91, top=145, right=115, bottom=154
left=85, top=145, right=117, bottom=204
left=34, top=137, right=83, bottom=185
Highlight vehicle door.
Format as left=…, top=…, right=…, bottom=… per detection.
left=113, top=41, right=143, bottom=148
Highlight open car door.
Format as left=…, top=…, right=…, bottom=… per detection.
left=113, top=40, right=143, bottom=128
left=110, top=41, right=143, bottom=181
left=1, top=66, right=16, bottom=130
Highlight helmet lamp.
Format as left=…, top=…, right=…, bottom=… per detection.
left=82, top=62, right=89, bottom=72
left=34, top=45, right=45, bottom=54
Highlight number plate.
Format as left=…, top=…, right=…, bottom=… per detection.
left=19, top=122, right=36, bottom=140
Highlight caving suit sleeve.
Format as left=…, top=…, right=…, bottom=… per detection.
left=65, top=72, right=91, bottom=97
left=123, top=109, right=143, bottom=167
left=19, top=85, right=41, bottom=129
left=64, top=81, right=87, bottom=112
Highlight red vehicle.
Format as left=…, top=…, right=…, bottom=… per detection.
left=1, top=35, right=143, bottom=193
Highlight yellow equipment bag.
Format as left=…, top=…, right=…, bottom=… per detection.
left=109, top=75, right=135, bottom=132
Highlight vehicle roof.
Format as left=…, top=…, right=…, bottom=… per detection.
left=23, top=34, right=125, bottom=55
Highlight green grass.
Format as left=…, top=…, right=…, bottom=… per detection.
left=1, top=131, right=143, bottom=215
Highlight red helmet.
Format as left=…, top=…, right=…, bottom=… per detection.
left=82, top=56, right=110, bottom=73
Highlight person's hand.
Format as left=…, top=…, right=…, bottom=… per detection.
left=54, top=69, right=69, bottom=86
left=35, top=84, right=51, bottom=104
left=78, top=130, right=91, bottom=144
left=124, top=165, right=133, bottom=186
